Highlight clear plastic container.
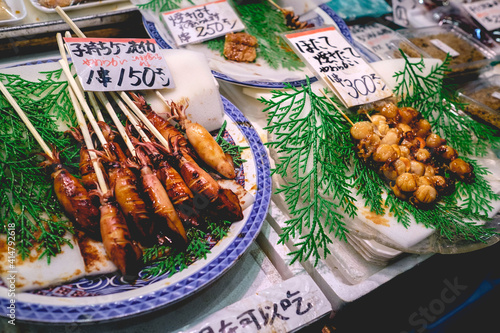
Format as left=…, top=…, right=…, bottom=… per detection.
left=395, top=24, right=498, bottom=77
left=459, top=75, right=500, bottom=129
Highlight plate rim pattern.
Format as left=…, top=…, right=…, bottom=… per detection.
left=0, top=96, right=271, bottom=324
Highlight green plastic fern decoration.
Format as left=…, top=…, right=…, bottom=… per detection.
left=0, top=69, right=78, bottom=262
left=263, top=55, right=500, bottom=264
left=394, top=52, right=500, bottom=156
left=262, top=79, right=356, bottom=265
left=136, top=0, right=194, bottom=12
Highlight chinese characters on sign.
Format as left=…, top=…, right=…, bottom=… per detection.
left=64, top=38, right=174, bottom=92
left=285, top=27, right=392, bottom=107
left=162, top=0, right=245, bottom=46
left=463, top=0, right=500, bottom=31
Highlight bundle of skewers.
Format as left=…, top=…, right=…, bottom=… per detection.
left=352, top=100, right=474, bottom=206
left=0, top=21, right=247, bottom=280
left=320, top=89, right=475, bottom=208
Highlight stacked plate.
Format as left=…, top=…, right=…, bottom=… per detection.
left=346, top=234, right=403, bottom=266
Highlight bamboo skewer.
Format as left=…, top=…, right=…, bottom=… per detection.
left=88, top=92, right=105, bottom=123
left=58, top=60, right=109, bottom=148
left=55, top=6, right=86, bottom=38
left=60, top=31, right=105, bottom=123
left=109, top=91, right=151, bottom=143
left=95, top=91, right=138, bottom=156
left=55, top=32, right=108, bottom=192
left=118, top=91, right=171, bottom=149
left=0, top=82, right=53, bottom=158
left=319, top=89, right=354, bottom=127
left=67, top=85, right=108, bottom=193
left=56, top=34, right=107, bottom=148
left=322, top=75, right=377, bottom=124
left=155, top=91, right=172, bottom=114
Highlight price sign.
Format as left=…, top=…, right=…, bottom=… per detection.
left=162, top=0, right=245, bottom=46
left=392, top=0, right=417, bottom=27
left=64, top=38, right=174, bottom=92
left=463, top=0, right=500, bottom=31
left=350, top=22, right=397, bottom=55
left=180, top=276, right=331, bottom=333
left=284, top=27, right=392, bottom=107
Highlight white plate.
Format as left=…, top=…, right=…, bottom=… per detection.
left=29, top=0, right=127, bottom=13
left=0, top=59, right=271, bottom=323
left=269, top=57, right=500, bottom=258
left=0, top=0, right=27, bottom=24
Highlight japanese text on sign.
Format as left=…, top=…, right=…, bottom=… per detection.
left=162, top=0, right=245, bottom=46
left=351, top=22, right=397, bottom=54
left=285, top=27, right=392, bottom=107
left=64, top=38, right=174, bottom=92
left=463, top=0, right=500, bottom=31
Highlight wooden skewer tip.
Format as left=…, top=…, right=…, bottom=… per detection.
left=319, top=89, right=354, bottom=127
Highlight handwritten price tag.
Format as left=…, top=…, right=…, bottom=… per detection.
left=180, top=276, right=331, bottom=333
left=350, top=22, right=397, bottom=56
left=64, top=38, right=174, bottom=92
left=162, top=0, right=245, bottom=46
left=284, top=27, right=392, bottom=107
left=463, top=0, right=500, bottom=31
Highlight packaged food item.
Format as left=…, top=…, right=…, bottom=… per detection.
left=459, top=75, right=500, bottom=129
left=396, top=24, right=498, bottom=77
left=350, top=22, right=399, bottom=56
left=424, top=0, right=498, bottom=48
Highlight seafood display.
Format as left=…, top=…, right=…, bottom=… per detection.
left=351, top=101, right=474, bottom=206
left=39, top=149, right=101, bottom=236
left=64, top=96, right=244, bottom=279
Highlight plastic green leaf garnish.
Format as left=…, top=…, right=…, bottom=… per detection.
left=262, top=55, right=500, bottom=265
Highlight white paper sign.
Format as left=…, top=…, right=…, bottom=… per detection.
left=180, top=275, right=331, bottom=333
left=350, top=22, right=397, bottom=55
left=162, top=0, right=245, bottom=46
left=392, top=0, right=417, bottom=27
left=64, top=38, right=174, bottom=92
left=284, top=27, right=392, bottom=107
left=463, top=0, right=500, bottom=31
left=491, top=91, right=500, bottom=99
left=430, top=39, right=460, bottom=57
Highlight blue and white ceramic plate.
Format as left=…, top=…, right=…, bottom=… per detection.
left=29, top=0, right=128, bottom=13
left=0, top=62, right=271, bottom=323
left=141, top=4, right=354, bottom=88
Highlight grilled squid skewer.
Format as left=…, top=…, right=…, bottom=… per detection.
left=170, top=100, right=236, bottom=179
left=98, top=191, right=142, bottom=279
left=40, top=150, right=100, bottom=237
left=136, top=147, right=188, bottom=245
